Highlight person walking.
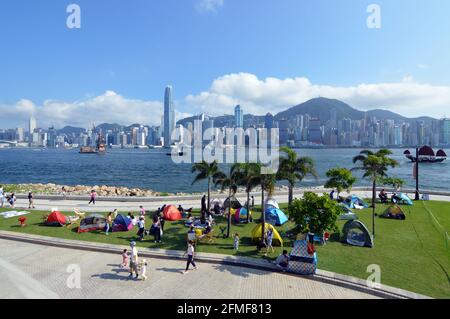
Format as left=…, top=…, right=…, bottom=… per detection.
left=0, top=186, right=5, bottom=208
left=105, top=212, right=113, bottom=235
left=251, top=196, right=255, bottom=209
left=139, top=205, right=146, bottom=217
left=152, top=216, right=161, bottom=243
left=182, top=241, right=198, bottom=274
left=233, top=233, right=240, bottom=251
left=137, top=216, right=145, bottom=241
left=9, top=193, right=16, bottom=208
left=121, top=249, right=129, bottom=269
left=88, top=190, right=97, bottom=205
left=129, top=241, right=139, bottom=279
left=61, top=186, right=67, bottom=200
left=28, top=191, right=35, bottom=209
left=265, top=227, right=275, bottom=256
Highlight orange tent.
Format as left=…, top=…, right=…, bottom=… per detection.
left=163, top=205, right=182, bottom=221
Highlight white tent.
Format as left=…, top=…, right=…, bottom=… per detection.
left=265, top=198, right=279, bottom=210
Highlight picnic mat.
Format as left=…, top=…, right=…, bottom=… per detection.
left=0, top=211, right=31, bottom=219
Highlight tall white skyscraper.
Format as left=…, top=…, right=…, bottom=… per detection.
left=29, top=117, right=37, bottom=134
left=234, top=105, right=243, bottom=128
left=164, top=85, right=175, bottom=147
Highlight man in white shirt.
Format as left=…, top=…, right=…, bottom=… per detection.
left=129, top=241, right=139, bottom=279
left=275, top=250, right=290, bottom=272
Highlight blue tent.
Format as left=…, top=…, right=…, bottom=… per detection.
left=265, top=208, right=288, bottom=226
left=395, top=193, right=413, bottom=206
left=344, top=195, right=369, bottom=209
left=112, top=214, right=133, bottom=232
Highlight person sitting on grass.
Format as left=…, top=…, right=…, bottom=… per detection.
left=275, top=250, right=290, bottom=272
left=379, top=189, right=388, bottom=203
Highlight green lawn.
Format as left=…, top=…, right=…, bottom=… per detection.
left=1, top=201, right=449, bottom=298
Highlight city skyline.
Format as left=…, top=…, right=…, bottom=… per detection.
left=2, top=96, right=449, bottom=149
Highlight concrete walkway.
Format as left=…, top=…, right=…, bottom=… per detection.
left=7, top=188, right=450, bottom=213
left=0, top=231, right=430, bottom=299
left=0, top=238, right=379, bottom=299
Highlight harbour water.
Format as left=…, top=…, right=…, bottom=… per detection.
left=0, top=148, right=448, bottom=193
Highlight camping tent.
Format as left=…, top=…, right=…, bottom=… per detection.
left=78, top=214, right=107, bottom=233
left=112, top=214, right=133, bottom=232
left=265, top=198, right=279, bottom=210
left=265, top=208, right=288, bottom=226
left=163, top=205, right=182, bottom=221
left=234, top=207, right=252, bottom=223
left=45, top=211, right=68, bottom=226
left=210, top=198, right=223, bottom=208
left=338, top=204, right=358, bottom=221
left=251, top=223, right=283, bottom=246
left=342, top=220, right=373, bottom=248
left=344, top=195, right=369, bottom=210
left=381, top=205, right=406, bottom=220
left=223, top=196, right=243, bottom=210
left=394, top=193, right=413, bottom=206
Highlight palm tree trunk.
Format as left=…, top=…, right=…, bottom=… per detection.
left=246, top=192, right=250, bottom=223
left=260, top=183, right=266, bottom=247
left=227, top=186, right=231, bottom=238
left=372, top=179, right=376, bottom=239
left=288, top=184, right=293, bottom=206
left=207, top=177, right=211, bottom=212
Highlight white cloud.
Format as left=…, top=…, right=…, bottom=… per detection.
left=195, top=0, right=224, bottom=13
left=2, top=72, right=450, bottom=130
left=0, top=91, right=165, bottom=130
left=184, top=72, right=450, bottom=118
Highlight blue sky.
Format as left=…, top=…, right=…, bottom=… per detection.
left=1, top=0, right=450, bottom=128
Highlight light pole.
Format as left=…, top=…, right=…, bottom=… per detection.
left=415, top=147, right=420, bottom=200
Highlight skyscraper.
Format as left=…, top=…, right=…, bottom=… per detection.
left=164, top=86, right=175, bottom=147
left=234, top=105, right=243, bottom=128
left=29, top=117, right=37, bottom=135
left=440, top=118, right=450, bottom=146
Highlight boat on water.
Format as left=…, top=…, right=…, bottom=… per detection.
left=404, top=146, right=447, bottom=163
left=79, top=126, right=106, bottom=155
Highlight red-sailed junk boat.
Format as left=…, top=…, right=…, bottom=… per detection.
left=404, top=146, right=447, bottom=163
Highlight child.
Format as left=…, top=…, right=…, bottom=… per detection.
left=139, top=205, right=146, bottom=216
left=121, top=249, right=129, bottom=268
left=140, top=259, right=148, bottom=281
left=233, top=233, right=240, bottom=251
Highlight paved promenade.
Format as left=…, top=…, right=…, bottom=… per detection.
left=0, top=238, right=379, bottom=299
left=7, top=188, right=449, bottom=213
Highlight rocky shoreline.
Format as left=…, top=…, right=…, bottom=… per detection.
left=1, top=183, right=312, bottom=197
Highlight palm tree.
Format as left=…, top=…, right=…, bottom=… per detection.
left=213, top=165, right=239, bottom=238
left=277, top=146, right=317, bottom=206
left=233, top=163, right=261, bottom=223
left=352, top=149, right=398, bottom=238
left=191, top=161, right=220, bottom=214
left=260, top=170, right=276, bottom=248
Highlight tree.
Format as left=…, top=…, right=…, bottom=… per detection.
left=233, top=163, right=261, bottom=223
left=213, top=166, right=239, bottom=238
left=352, top=149, right=398, bottom=238
left=277, top=146, right=317, bottom=206
left=191, top=161, right=220, bottom=214
left=260, top=171, right=276, bottom=247
left=378, top=177, right=404, bottom=190
left=287, top=192, right=341, bottom=236
left=325, top=168, right=357, bottom=198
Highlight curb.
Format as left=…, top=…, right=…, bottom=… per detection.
left=0, top=231, right=431, bottom=299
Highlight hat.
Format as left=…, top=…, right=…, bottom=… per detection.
left=130, top=241, right=136, bottom=247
